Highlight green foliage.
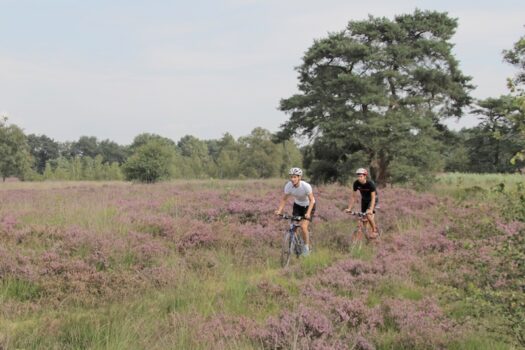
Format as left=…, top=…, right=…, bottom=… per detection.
left=123, top=139, right=176, bottom=183
left=177, top=135, right=217, bottom=178
left=214, top=133, right=242, bottom=178
left=443, top=143, right=471, bottom=173
left=238, top=127, right=282, bottom=178
left=1, top=278, right=42, bottom=301
left=0, top=116, right=33, bottom=181
left=42, top=156, right=123, bottom=181
left=97, top=139, right=128, bottom=164
left=434, top=174, right=525, bottom=347
left=461, top=96, right=525, bottom=172
left=497, top=230, right=525, bottom=345
left=70, top=136, right=99, bottom=158
left=503, top=33, right=525, bottom=87
left=388, top=126, right=443, bottom=189
left=3, top=125, right=302, bottom=182
left=503, top=32, right=525, bottom=166
left=278, top=10, right=472, bottom=184
left=302, top=138, right=365, bottom=184
left=27, top=134, right=60, bottom=174
left=129, top=133, right=175, bottom=152
left=278, top=139, right=303, bottom=177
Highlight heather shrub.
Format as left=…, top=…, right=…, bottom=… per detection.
left=315, top=221, right=355, bottom=253
left=259, top=305, right=334, bottom=349
left=0, top=213, right=18, bottom=234
left=132, top=213, right=176, bottom=237
left=1, top=177, right=522, bottom=348
left=177, top=220, right=218, bottom=252
left=379, top=298, right=453, bottom=349
left=196, top=314, right=260, bottom=348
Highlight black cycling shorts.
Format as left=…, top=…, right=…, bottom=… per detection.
left=292, top=203, right=316, bottom=220
left=361, top=201, right=376, bottom=214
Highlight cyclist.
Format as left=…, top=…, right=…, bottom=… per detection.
left=344, top=168, right=379, bottom=238
left=275, top=167, right=316, bottom=256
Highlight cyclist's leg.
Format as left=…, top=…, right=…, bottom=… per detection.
left=294, top=203, right=314, bottom=248
left=366, top=212, right=378, bottom=238
left=301, top=203, right=315, bottom=252
left=300, top=220, right=309, bottom=246
left=362, top=201, right=378, bottom=237
left=369, top=214, right=378, bottom=235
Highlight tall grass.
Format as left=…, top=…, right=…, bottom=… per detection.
left=435, top=172, right=524, bottom=194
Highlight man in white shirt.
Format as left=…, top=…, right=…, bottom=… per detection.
left=275, top=167, right=316, bottom=255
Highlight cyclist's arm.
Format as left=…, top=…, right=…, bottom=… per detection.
left=275, top=194, right=290, bottom=215
left=346, top=190, right=358, bottom=212
left=305, top=192, right=315, bottom=218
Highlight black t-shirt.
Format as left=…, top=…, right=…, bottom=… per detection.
left=353, top=180, right=378, bottom=204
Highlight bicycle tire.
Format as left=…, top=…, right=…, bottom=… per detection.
left=281, top=231, right=293, bottom=267
left=294, top=235, right=304, bottom=257
left=362, top=224, right=369, bottom=240
left=294, top=227, right=311, bottom=256
left=351, top=229, right=364, bottom=249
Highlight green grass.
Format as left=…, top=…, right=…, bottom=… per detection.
left=348, top=241, right=376, bottom=260
left=436, top=172, right=524, bottom=187
left=434, top=172, right=525, bottom=198
left=299, top=247, right=340, bottom=275
left=1, top=278, right=42, bottom=302
left=448, top=335, right=514, bottom=350
left=367, top=279, right=423, bottom=307
left=5, top=292, right=218, bottom=349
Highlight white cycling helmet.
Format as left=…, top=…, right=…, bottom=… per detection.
left=355, top=168, right=368, bottom=176
left=288, top=167, right=303, bottom=176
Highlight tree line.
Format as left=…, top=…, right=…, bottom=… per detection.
left=1, top=9, right=524, bottom=184
left=0, top=122, right=302, bottom=182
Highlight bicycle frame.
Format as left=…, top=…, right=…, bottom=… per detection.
left=348, top=211, right=375, bottom=242
left=279, top=214, right=306, bottom=267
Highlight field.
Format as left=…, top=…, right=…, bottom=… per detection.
left=1, top=175, right=524, bottom=349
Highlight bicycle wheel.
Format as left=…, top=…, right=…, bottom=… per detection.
left=364, top=220, right=379, bottom=240
left=281, top=231, right=293, bottom=267
left=362, top=223, right=371, bottom=240
left=350, top=229, right=364, bottom=251
left=294, top=235, right=304, bottom=257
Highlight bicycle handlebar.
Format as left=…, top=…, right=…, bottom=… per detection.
left=346, top=211, right=369, bottom=218
left=277, top=213, right=310, bottom=221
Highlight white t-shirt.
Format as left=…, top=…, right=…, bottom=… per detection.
left=284, top=180, right=313, bottom=207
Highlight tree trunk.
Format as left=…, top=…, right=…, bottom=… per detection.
left=494, top=139, right=500, bottom=169
left=376, top=152, right=390, bottom=187
left=370, top=151, right=389, bottom=187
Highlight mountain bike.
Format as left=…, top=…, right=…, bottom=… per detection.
left=347, top=211, right=380, bottom=244
left=278, top=214, right=310, bottom=267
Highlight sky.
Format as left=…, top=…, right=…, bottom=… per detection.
left=1, top=0, right=524, bottom=145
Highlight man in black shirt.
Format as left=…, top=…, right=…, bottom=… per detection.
left=345, top=167, right=379, bottom=238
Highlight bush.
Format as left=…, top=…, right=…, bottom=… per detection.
left=122, top=140, right=176, bottom=183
